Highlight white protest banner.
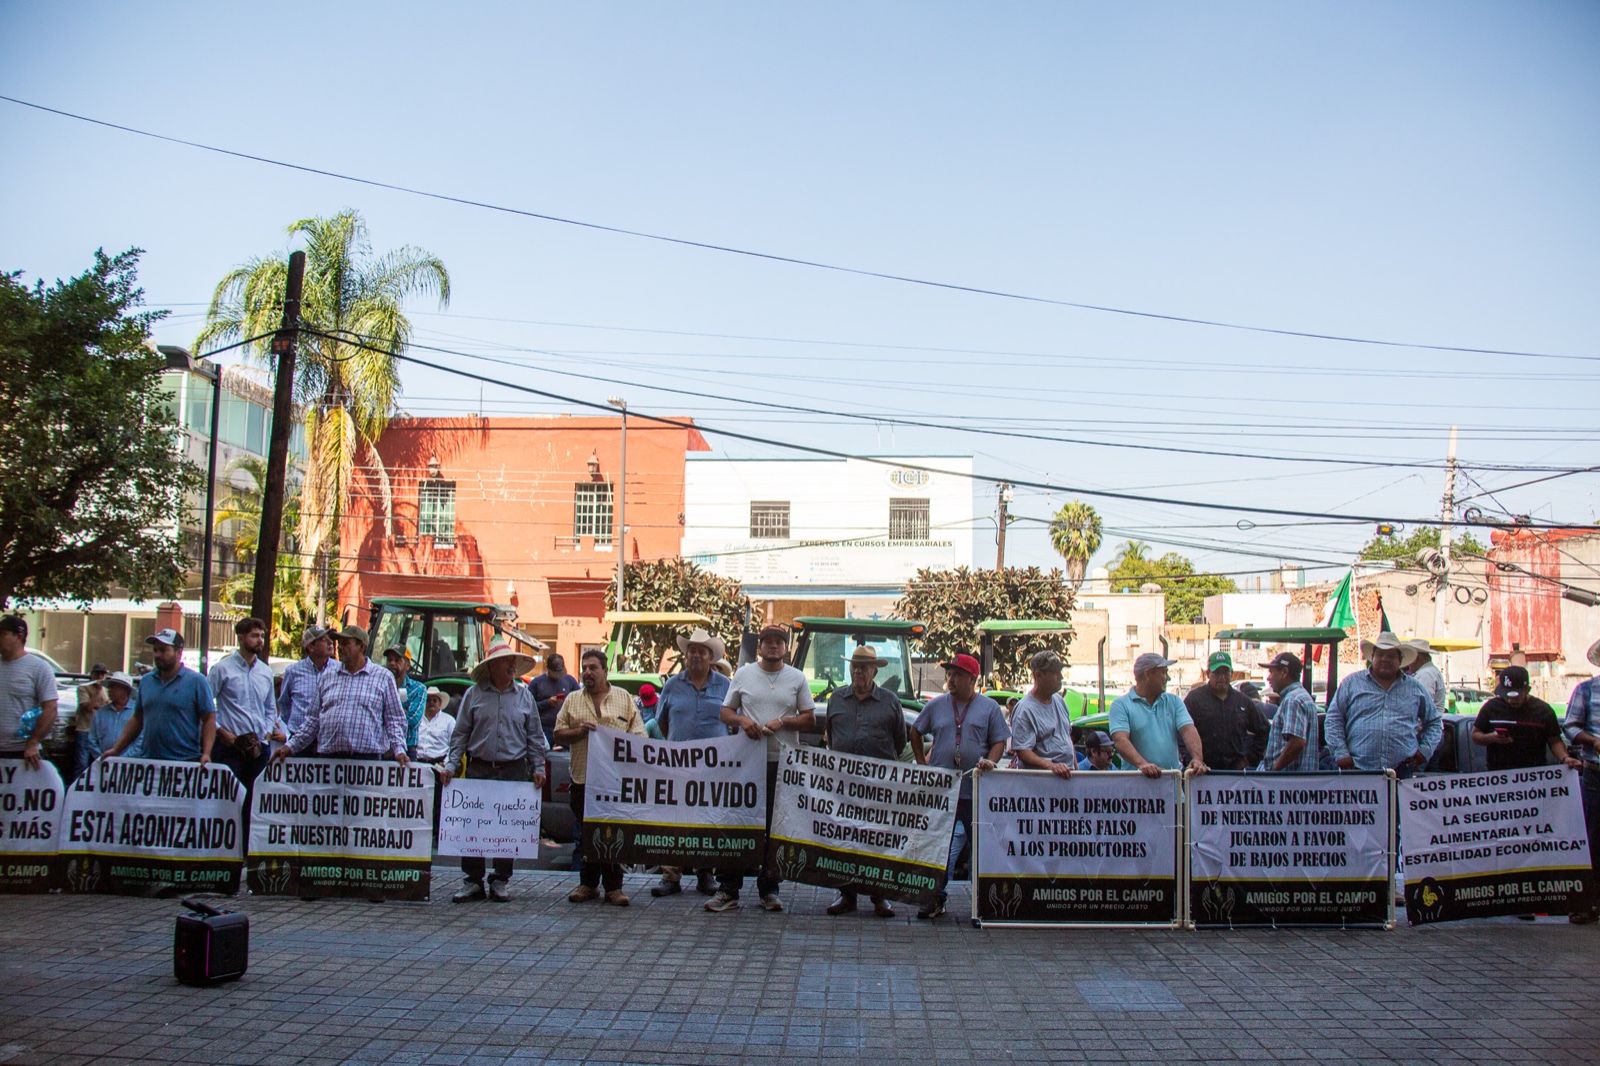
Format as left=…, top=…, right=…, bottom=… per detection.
left=766, top=740, right=959, bottom=903
left=61, top=757, right=244, bottom=895
left=973, top=769, right=1181, bottom=925
left=438, top=779, right=542, bottom=858
left=1188, top=771, right=1393, bottom=927
left=582, top=725, right=767, bottom=868
left=0, top=759, right=65, bottom=893
left=1400, top=766, right=1593, bottom=924
left=247, top=757, right=435, bottom=900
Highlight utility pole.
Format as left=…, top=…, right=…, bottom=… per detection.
left=1433, top=424, right=1459, bottom=637
left=252, top=251, right=305, bottom=628
left=995, top=482, right=1013, bottom=570
left=608, top=397, right=628, bottom=610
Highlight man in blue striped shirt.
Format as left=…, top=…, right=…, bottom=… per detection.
left=277, top=626, right=334, bottom=739
left=1324, top=633, right=1441, bottom=777
left=1560, top=637, right=1600, bottom=924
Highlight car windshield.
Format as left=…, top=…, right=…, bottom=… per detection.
left=370, top=609, right=486, bottom=678
left=799, top=633, right=913, bottom=699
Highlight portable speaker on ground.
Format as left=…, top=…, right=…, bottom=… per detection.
left=173, top=897, right=249, bottom=986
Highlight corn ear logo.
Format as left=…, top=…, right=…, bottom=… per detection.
left=772, top=844, right=808, bottom=880
left=255, top=859, right=293, bottom=895
left=1199, top=880, right=1236, bottom=923
left=65, top=858, right=102, bottom=893
left=593, top=826, right=626, bottom=862
left=986, top=879, right=1023, bottom=918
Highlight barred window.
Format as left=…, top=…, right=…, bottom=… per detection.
left=575, top=482, right=614, bottom=543
left=419, top=480, right=456, bottom=547
left=749, top=501, right=791, bottom=539
left=888, top=498, right=930, bottom=542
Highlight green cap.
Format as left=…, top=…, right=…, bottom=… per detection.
left=1207, top=651, right=1233, bottom=672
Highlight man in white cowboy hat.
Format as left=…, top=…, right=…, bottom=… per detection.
left=1324, top=631, right=1442, bottom=777
left=84, top=671, right=141, bottom=766
left=647, top=627, right=732, bottom=899
left=440, top=638, right=547, bottom=903
left=415, top=687, right=455, bottom=764
left=1561, top=637, right=1600, bottom=923
left=822, top=644, right=906, bottom=918
left=1402, top=638, right=1450, bottom=716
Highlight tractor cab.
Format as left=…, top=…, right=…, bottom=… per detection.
left=366, top=598, right=548, bottom=702
left=975, top=618, right=1098, bottom=718
left=789, top=617, right=926, bottom=710
left=603, top=610, right=714, bottom=696
left=1214, top=627, right=1348, bottom=707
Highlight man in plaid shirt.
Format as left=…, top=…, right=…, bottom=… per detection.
left=274, top=625, right=410, bottom=765
left=1258, top=652, right=1321, bottom=772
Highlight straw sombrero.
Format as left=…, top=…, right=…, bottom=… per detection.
left=471, top=639, right=537, bottom=684
left=1360, top=632, right=1419, bottom=668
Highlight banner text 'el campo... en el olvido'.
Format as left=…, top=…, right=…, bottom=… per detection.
left=1188, top=771, right=1393, bottom=927
left=0, top=759, right=65, bottom=893
left=767, top=740, right=959, bottom=903
left=974, top=770, right=1181, bottom=925
left=61, top=757, right=243, bottom=895
left=582, top=726, right=767, bottom=868
left=247, top=757, right=434, bottom=900
left=1400, top=767, right=1593, bottom=923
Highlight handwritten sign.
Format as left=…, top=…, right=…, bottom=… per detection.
left=437, top=778, right=543, bottom=858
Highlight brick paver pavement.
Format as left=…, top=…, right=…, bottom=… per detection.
left=1, top=868, right=1595, bottom=1065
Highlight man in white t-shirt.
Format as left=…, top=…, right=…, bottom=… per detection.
left=0, top=615, right=59, bottom=770
left=1009, top=649, right=1076, bottom=779
left=709, top=624, right=815, bottom=914
left=415, top=687, right=455, bottom=763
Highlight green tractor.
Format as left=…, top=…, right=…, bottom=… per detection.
left=366, top=597, right=549, bottom=705
left=974, top=618, right=1106, bottom=719
left=789, top=616, right=927, bottom=711
left=601, top=610, right=714, bottom=696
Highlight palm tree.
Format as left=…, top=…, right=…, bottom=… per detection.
left=1048, top=500, right=1102, bottom=592
left=196, top=211, right=449, bottom=622
left=1113, top=539, right=1151, bottom=568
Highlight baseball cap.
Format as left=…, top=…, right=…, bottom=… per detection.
left=1495, top=665, right=1531, bottom=695
left=1207, top=651, right=1233, bottom=672
left=1132, top=652, right=1175, bottom=675
left=1029, top=649, right=1064, bottom=672
left=1259, top=651, right=1303, bottom=674
left=336, top=624, right=370, bottom=646
left=1083, top=729, right=1113, bottom=750
left=756, top=624, right=789, bottom=643
left=382, top=644, right=409, bottom=661
left=145, top=628, right=185, bottom=648
left=941, top=653, right=982, bottom=677
left=301, top=625, right=331, bottom=647
left=638, top=682, right=659, bottom=706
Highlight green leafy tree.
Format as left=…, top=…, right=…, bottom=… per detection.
left=1358, top=525, right=1484, bottom=563
left=0, top=249, right=201, bottom=607
left=213, top=456, right=324, bottom=657
left=1049, top=500, right=1102, bottom=592
left=196, top=210, right=449, bottom=622
left=1107, top=541, right=1237, bottom=624
left=605, top=558, right=750, bottom=673
left=894, top=566, right=1075, bottom=689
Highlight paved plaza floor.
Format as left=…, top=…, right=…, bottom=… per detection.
left=2, top=867, right=1595, bottom=1066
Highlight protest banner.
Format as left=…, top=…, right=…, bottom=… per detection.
left=0, top=759, right=65, bottom=893
left=438, top=778, right=542, bottom=858
left=582, top=726, right=767, bottom=868
left=973, top=769, right=1182, bottom=926
left=1400, top=766, right=1593, bottom=924
left=765, top=740, right=959, bottom=903
left=247, top=757, right=435, bottom=900
left=60, top=757, right=244, bottom=895
left=1188, top=771, right=1394, bottom=927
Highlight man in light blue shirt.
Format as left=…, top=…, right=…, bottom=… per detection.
left=277, top=626, right=334, bottom=740
left=209, top=618, right=280, bottom=797
left=1560, top=637, right=1600, bottom=924
left=109, top=629, right=216, bottom=763
left=651, top=629, right=733, bottom=898
left=81, top=671, right=140, bottom=772
left=1324, top=632, right=1441, bottom=777
left=1109, top=653, right=1208, bottom=777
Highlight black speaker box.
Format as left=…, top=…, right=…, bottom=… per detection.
left=173, top=898, right=249, bottom=986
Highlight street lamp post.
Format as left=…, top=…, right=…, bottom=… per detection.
left=607, top=397, right=627, bottom=611
left=160, top=346, right=221, bottom=672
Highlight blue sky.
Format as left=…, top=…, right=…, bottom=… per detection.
left=3, top=2, right=1597, bottom=581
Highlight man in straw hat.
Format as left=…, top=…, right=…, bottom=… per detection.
left=647, top=627, right=732, bottom=899
left=1402, top=638, right=1450, bottom=717
left=440, top=638, right=547, bottom=903
left=1561, top=637, right=1600, bottom=923
left=277, top=625, right=335, bottom=742
left=272, top=625, right=409, bottom=767
left=1324, top=631, right=1442, bottom=777
left=822, top=644, right=906, bottom=917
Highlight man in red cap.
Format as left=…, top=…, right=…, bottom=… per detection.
left=911, top=652, right=1009, bottom=920
left=636, top=682, right=663, bottom=739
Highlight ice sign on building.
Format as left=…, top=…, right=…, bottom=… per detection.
left=888, top=467, right=931, bottom=490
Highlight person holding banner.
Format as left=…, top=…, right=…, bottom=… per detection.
left=1324, top=632, right=1440, bottom=778
left=822, top=644, right=907, bottom=917
left=1561, top=638, right=1600, bottom=924
left=648, top=627, right=731, bottom=899
left=554, top=648, right=647, bottom=906
left=1258, top=652, right=1321, bottom=772
left=911, top=651, right=1008, bottom=920
left=1010, top=650, right=1077, bottom=779
left=271, top=625, right=409, bottom=767
left=711, top=624, right=817, bottom=914
left=108, top=629, right=216, bottom=765
left=0, top=614, right=58, bottom=770
left=440, top=639, right=548, bottom=903
left=1109, top=652, right=1207, bottom=778
left=208, top=617, right=281, bottom=838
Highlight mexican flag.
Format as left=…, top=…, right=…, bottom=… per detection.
left=1314, top=571, right=1355, bottom=662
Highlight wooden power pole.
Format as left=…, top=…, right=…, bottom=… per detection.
left=251, top=251, right=305, bottom=626
left=995, top=482, right=1013, bottom=570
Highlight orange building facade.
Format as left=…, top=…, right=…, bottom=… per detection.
left=339, top=414, right=710, bottom=664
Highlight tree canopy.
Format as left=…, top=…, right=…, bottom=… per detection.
left=1358, top=524, right=1485, bottom=563
left=895, top=566, right=1075, bottom=689
left=1105, top=540, right=1238, bottom=624
left=0, top=249, right=200, bottom=607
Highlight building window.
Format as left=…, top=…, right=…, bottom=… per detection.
left=419, top=479, right=456, bottom=547
left=574, top=482, right=614, bottom=543
left=888, top=498, right=930, bottom=542
left=749, top=501, right=791, bottom=539
left=1126, top=625, right=1140, bottom=643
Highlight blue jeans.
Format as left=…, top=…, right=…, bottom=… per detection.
left=938, top=797, right=973, bottom=902
left=1581, top=769, right=1600, bottom=890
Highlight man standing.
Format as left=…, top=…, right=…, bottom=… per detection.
left=1109, top=653, right=1208, bottom=778
left=0, top=615, right=58, bottom=770
left=1010, top=650, right=1077, bottom=779
left=1258, top=653, right=1321, bottom=772
left=1325, top=632, right=1441, bottom=776
left=1474, top=665, right=1579, bottom=772
left=822, top=645, right=906, bottom=917
left=208, top=617, right=281, bottom=831
left=1562, top=638, right=1600, bottom=924
left=85, top=671, right=140, bottom=765
left=1182, top=652, right=1270, bottom=771
left=1404, top=639, right=1451, bottom=714
left=277, top=626, right=334, bottom=741
left=554, top=649, right=646, bottom=906
left=649, top=628, right=731, bottom=899
left=383, top=646, right=427, bottom=758
left=441, top=640, right=548, bottom=903
left=709, top=625, right=817, bottom=914
left=271, top=625, right=408, bottom=766
left=911, top=652, right=1009, bottom=920
left=109, top=630, right=217, bottom=764
left=532, top=653, right=579, bottom=745
left=415, top=688, right=455, bottom=764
